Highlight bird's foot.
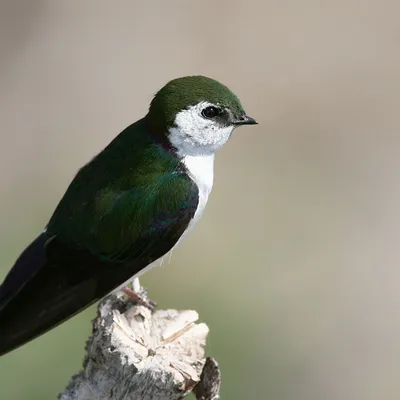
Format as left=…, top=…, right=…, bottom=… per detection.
left=122, top=287, right=157, bottom=311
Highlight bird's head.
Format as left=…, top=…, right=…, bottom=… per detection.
left=147, top=76, right=257, bottom=156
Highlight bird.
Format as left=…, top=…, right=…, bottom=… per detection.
left=0, top=75, right=257, bottom=356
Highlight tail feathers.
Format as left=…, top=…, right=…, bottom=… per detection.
left=0, top=233, right=98, bottom=356
left=0, top=233, right=48, bottom=310
left=0, top=272, right=97, bottom=357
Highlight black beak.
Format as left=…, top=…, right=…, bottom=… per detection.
left=233, top=114, right=258, bottom=126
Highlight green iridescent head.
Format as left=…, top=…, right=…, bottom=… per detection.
left=147, top=76, right=257, bottom=156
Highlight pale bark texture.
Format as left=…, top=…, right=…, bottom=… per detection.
left=59, top=291, right=220, bottom=400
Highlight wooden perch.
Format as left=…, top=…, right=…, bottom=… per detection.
left=59, top=288, right=221, bottom=400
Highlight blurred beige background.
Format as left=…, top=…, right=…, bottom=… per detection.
left=1, top=1, right=400, bottom=399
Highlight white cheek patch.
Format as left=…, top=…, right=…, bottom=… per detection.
left=168, top=102, right=234, bottom=156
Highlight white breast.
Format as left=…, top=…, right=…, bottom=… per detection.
left=183, top=153, right=214, bottom=228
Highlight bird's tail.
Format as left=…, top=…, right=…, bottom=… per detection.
left=0, top=234, right=48, bottom=310
left=0, top=233, right=97, bottom=356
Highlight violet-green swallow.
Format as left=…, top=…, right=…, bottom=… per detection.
left=0, top=76, right=257, bottom=356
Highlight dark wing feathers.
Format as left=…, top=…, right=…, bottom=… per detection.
left=0, top=176, right=198, bottom=356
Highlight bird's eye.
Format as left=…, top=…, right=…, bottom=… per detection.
left=201, top=106, right=221, bottom=119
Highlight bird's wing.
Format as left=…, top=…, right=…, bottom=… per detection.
left=47, top=170, right=199, bottom=265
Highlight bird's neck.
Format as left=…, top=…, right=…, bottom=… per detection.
left=146, top=116, right=215, bottom=194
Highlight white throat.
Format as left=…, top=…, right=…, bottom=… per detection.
left=167, top=102, right=228, bottom=226
left=168, top=102, right=234, bottom=156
